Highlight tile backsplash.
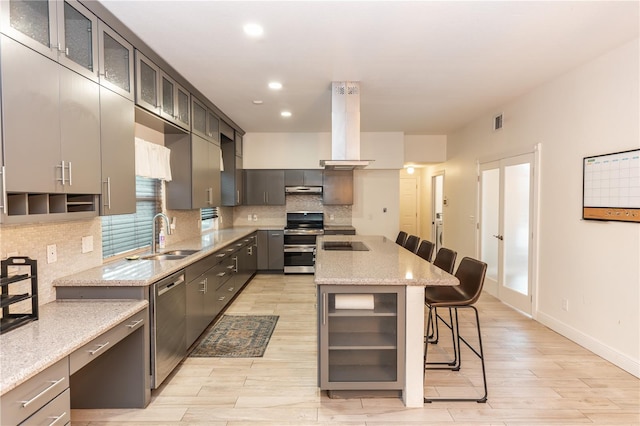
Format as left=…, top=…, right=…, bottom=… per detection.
left=233, top=194, right=352, bottom=227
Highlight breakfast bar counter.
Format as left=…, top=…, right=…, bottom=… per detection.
left=314, top=235, right=458, bottom=407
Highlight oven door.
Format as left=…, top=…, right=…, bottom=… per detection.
left=284, top=245, right=316, bottom=274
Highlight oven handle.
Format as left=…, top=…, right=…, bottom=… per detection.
left=284, top=246, right=316, bottom=253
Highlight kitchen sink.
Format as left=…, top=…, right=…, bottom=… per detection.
left=163, top=249, right=200, bottom=256
left=141, top=254, right=188, bottom=261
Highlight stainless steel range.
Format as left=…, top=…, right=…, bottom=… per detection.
left=284, top=211, right=324, bottom=274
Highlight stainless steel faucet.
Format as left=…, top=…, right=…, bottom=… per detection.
left=151, top=213, right=172, bottom=254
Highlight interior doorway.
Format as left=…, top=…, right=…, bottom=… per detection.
left=479, top=153, right=534, bottom=315
left=399, top=175, right=418, bottom=235
left=431, top=173, right=444, bottom=253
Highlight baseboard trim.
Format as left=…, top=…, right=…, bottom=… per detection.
left=536, top=311, right=640, bottom=378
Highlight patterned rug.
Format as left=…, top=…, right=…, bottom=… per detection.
left=189, top=315, right=279, bottom=358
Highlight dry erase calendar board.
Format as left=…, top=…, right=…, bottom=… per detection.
left=583, top=149, right=640, bottom=222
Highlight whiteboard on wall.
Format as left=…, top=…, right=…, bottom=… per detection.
left=583, top=149, right=640, bottom=222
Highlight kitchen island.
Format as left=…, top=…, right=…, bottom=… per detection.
left=314, top=234, right=458, bottom=407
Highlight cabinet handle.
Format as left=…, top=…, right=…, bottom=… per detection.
left=88, top=342, right=110, bottom=355
left=236, top=190, right=240, bottom=204
left=200, top=278, right=207, bottom=293
left=227, top=286, right=234, bottom=292
left=216, top=253, right=226, bottom=258
left=20, top=377, right=65, bottom=408
left=0, top=166, right=7, bottom=215
left=218, top=296, right=225, bottom=301
left=47, top=411, right=67, bottom=426
left=125, top=319, right=143, bottom=329
left=57, top=161, right=66, bottom=184
left=322, top=292, right=327, bottom=326
left=217, top=272, right=226, bottom=277
left=68, top=162, right=72, bottom=186
left=207, top=187, right=213, bottom=205
left=233, top=256, right=238, bottom=272
left=104, top=177, right=112, bottom=209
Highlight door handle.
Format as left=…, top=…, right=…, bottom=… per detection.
left=493, top=234, right=504, bottom=241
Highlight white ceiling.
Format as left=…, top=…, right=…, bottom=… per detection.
left=98, top=1, right=639, bottom=135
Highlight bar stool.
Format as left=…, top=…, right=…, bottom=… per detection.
left=416, top=240, right=435, bottom=262
left=403, top=235, right=420, bottom=253
left=424, top=257, right=488, bottom=403
left=395, top=231, right=408, bottom=246
left=426, top=247, right=457, bottom=344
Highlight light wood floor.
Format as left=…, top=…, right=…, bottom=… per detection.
left=72, top=273, right=640, bottom=425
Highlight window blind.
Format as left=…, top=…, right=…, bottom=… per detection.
left=102, top=176, right=161, bottom=258
left=201, top=207, right=218, bottom=221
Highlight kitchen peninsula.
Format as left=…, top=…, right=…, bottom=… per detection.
left=314, top=234, right=458, bottom=407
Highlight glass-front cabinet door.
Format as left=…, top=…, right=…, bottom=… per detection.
left=207, top=109, right=219, bottom=143
left=135, top=50, right=160, bottom=114
left=0, top=0, right=58, bottom=60
left=160, top=72, right=190, bottom=131
left=97, top=20, right=133, bottom=100
left=57, top=0, right=98, bottom=81
left=191, top=96, right=208, bottom=138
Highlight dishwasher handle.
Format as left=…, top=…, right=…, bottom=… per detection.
left=157, top=273, right=185, bottom=296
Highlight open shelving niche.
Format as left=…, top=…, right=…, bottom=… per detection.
left=320, top=287, right=406, bottom=388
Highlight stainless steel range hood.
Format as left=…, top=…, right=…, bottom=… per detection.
left=320, top=81, right=372, bottom=170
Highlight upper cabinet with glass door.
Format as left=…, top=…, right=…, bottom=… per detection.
left=160, top=71, right=190, bottom=131
left=98, top=21, right=133, bottom=100
left=192, top=96, right=219, bottom=144
left=135, top=50, right=190, bottom=131
left=0, top=0, right=99, bottom=82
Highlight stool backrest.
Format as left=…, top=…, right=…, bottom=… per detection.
left=454, top=257, right=488, bottom=305
left=433, top=247, right=457, bottom=274
left=395, top=231, right=408, bottom=246
left=416, top=240, right=435, bottom=262
left=403, top=235, right=420, bottom=253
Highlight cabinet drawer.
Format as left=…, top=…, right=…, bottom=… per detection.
left=21, top=388, right=70, bottom=426
left=69, top=310, right=146, bottom=375
left=1, top=359, right=69, bottom=425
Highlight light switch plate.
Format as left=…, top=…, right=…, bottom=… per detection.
left=47, top=244, right=57, bottom=263
left=82, top=236, right=94, bottom=253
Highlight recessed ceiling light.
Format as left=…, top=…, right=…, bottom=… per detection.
left=243, top=23, right=264, bottom=38
left=252, top=100, right=263, bottom=105
left=268, top=82, right=283, bottom=90
left=280, top=111, right=292, bottom=117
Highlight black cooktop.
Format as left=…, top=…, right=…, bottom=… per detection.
left=322, top=241, right=370, bottom=251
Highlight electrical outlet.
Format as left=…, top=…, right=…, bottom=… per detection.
left=562, top=299, right=569, bottom=311
left=247, top=214, right=252, bottom=221
left=47, top=244, right=57, bottom=264
left=252, top=214, right=258, bottom=221
left=81, top=236, right=94, bottom=253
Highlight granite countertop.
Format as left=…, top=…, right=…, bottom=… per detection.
left=323, top=225, right=356, bottom=231
left=314, top=235, right=459, bottom=286
left=54, top=227, right=259, bottom=287
left=0, top=299, right=148, bottom=395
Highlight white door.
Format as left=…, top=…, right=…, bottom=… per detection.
left=479, top=153, right=534, bottom=315
left=432, top=173, right=444, bottom=252
left=400, top=177, right=418, bottom=235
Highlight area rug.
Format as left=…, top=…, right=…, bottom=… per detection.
left=189, top=315, right=279, bottom=358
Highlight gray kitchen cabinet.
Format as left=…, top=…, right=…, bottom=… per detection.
left=221, top=132, right=243, bottom=206
left=323, top=170, right=354, bottom=205
left=99, top=86, right=135, bottom=215
left=135, top=52, right=190, bottom=130
left=257, top=230, right=284, bottom=271
left=317, top=285, right=405, bottom=391
left=191, top=96, right=220, bottom=143
left=235, top=132, right=243, bottom=158
left=135, top=50, right=160, bottom=115
left=98, top=20, right=134, bottom=101
left=0, top=35, right=100, bottom=195
left=0, top=0, right=99, bottom=82
left=285, top=169, right=324, bottom=186
left=186, top=256, right=215, bottom=347
left=160, top=71, right=190, bottom=131
left=244, top=169, right=285, bottom=205
left=166, top=133, right=221, bottom=210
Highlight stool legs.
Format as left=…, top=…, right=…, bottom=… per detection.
left=424, top=305, right=487, bottom=403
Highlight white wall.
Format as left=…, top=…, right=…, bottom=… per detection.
left=443, top=38, right=640, bottom=376
left=352, top=169, right=400, bottom=240
left=244, top=132, right=404, bottom=169
left=404, top=135, right=447, bottom=164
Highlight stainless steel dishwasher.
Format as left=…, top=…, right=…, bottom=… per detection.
left=152, top=270, right=186, bottom=388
